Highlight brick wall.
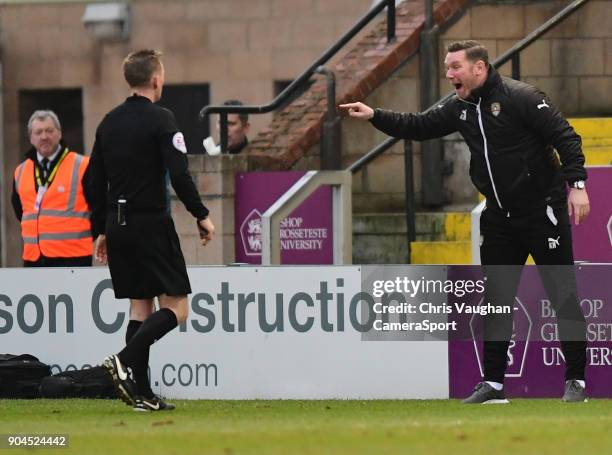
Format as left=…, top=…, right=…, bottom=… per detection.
left=0, top=0, right=372, bottom=266
left=246, top=0, right=472, bottom=171
left=244, top=0, right=471, bottom=211
left=438, top=0, right=612, bottom=115
left=2, top=0, right=611, bottom=266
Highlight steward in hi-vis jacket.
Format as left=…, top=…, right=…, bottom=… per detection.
left=12, top=110, right=93, bottom=267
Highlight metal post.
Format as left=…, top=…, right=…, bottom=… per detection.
left=420, top=0, right=445, bottom=207
left=387, top=0, right=396, bottom=43
left=404, top=141, right=415, bottom=263
left=511, top=53, right=521, bottom=81
left=220, top=112, right=228, bottom=154
left=425, top=0, right=434, bottom=28
left=261, top=171, right=352, bottom=265
left=332, top=183, right=352, bottom=264
left=315, top=66, right=342, bottom=170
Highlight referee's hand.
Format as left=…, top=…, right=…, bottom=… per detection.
left=198, top=218, right=215, bottom=246
left=94, top=234, right=108, bottom=265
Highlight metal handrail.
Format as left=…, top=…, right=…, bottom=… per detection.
left=198, top=0, right=397, bottom=153
left=347, top=0, right=590, bottom=175
left=261, top=171, right=352, bottom=265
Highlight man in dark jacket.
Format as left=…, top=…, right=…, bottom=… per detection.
left=220, top=99, right=250, bottom=154
left=341, top=40, right=590, bottom=403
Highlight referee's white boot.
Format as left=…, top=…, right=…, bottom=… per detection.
left=133, top=395, right=176, bottom=412
left=462, top=382, right=509, bottom=404
left=102, top=354, right=139, bottom=406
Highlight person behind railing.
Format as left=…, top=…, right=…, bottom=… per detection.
left=11, top=110, right=93, bottom=267
left=219, top=99, right=250, bottom=154
left=341, top=39, right=590, bottom=404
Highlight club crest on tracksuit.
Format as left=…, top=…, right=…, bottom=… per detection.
left=491, top=102, right=501, bottom=117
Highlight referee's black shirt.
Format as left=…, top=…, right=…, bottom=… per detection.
left=88, top=95, right=208, bottom=236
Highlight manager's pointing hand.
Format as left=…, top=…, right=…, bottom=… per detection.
left=339, top=102, right=374, bottom=120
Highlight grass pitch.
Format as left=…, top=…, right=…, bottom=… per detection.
left=0, top=399, right=610, bottom=454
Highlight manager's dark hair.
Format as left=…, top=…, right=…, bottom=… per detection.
left=447, top=40, right=489, bottom=67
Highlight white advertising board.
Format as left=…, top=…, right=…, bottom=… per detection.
left=0, top=266, right=448, bottom=399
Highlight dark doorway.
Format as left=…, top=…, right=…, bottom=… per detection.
left=159, top=84, right=210, bottom=154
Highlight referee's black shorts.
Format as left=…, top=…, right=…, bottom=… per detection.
left=106, top=211, right=191, bottom=299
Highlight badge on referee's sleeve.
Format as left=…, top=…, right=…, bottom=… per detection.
left=172, top=132, right=187, bottom=154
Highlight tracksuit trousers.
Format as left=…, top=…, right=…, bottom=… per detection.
left=479, top=203, right=587, bottom=383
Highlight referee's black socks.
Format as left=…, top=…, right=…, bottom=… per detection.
left=125, top=319, right=154, bottom=399
left=126, top=320, right=143, bottom=344
left=119, top=308, right=178, bottom=394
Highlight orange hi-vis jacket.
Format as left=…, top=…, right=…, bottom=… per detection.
left=13, top=149, right=92, bottom=261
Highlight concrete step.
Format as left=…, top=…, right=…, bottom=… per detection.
left=353, top=118, right=610, bottom=265
left=352, top=211, right=472, bottom=264
left=352, top=233, right=410, bottom=264
left=410, top=241, right=471, bottom=264
left=569, top=117, right=612, bottom=165
left=582, top=138, right=612, bottom=147
left=583, top=147, right=612, bottom=165
left=569, top=117, right=612, bottom=139
left=353, top=211, right=471, bottom=241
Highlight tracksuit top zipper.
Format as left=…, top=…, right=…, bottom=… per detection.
left=462, top=97, right=504, bottom=211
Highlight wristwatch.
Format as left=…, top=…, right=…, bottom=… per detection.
left=572, top=180, right=585, bottom=189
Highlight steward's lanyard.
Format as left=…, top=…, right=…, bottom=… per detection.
left=35, top=148, right=69, bottom=188
left=34, top=148, right=69, bottom=210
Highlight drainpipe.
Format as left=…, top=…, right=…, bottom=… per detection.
left=315, top=66, right=342, bottom=170
left=419, top=0, right=449, bottom=207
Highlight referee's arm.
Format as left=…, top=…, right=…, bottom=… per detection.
left=160, top=133, right=209, bottom=221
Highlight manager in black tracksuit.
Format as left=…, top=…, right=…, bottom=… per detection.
left=341, top=40, right=590, bottom=403
left=89, top=49, right=215, bottom=412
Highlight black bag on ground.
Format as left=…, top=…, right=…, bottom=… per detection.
left=40, top=366, right=116, bottom=399
left=0, top=354, right=51, bottom=398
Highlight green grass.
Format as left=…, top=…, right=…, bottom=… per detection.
left=0, top=399, right=610, bottom=454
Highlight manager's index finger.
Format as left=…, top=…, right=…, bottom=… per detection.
left=339, top=102, right=359, bottom=109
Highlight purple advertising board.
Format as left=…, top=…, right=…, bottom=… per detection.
left=235, top=172, right=333, bottom=264
left=572, top=166, right=612, bottom=262
left=448, top=264, right=612, bottom=398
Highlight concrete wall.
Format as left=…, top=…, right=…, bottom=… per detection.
left=3, top=0, right=611, bottom=266
left=0, top=0, right=372, bottom=266
left=341, top=0, right=612, bottom=213
left=439, top=0, right=612, bottom=115
left=172, top=154, right=247, bottom=266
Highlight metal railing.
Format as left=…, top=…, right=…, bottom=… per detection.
left=198, top=0, right=397, bottom=153
left=347, top=0, right=590, bottom=263
left=261, top=171, right=352, bottom=265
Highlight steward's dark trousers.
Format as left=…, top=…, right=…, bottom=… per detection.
left=479, top=203, right=586, bottom=383
left=24, top=255, right=92, bottom=267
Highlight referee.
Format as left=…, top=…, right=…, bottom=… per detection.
left=88, top=49, right=215, bottom=411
